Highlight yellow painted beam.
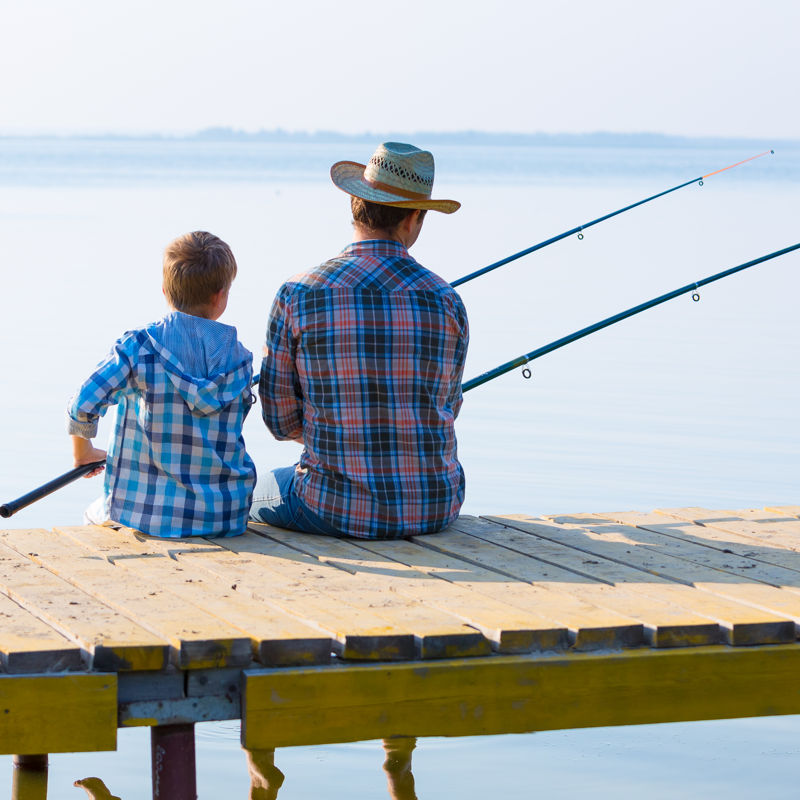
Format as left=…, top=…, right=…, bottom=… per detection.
left=243, top=645, right=800, bottom=748
left=0, top=674, right=116, bottom=755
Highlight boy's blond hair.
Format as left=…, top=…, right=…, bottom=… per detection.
left=163, top=231, right=237, bottom=314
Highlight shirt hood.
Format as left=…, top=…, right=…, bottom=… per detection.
left=143, top=312, right=253, bottom=415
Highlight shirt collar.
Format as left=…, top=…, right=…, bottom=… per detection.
left=340, top=239, right=410, bottom=259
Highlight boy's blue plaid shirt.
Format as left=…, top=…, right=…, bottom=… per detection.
left=260, top=239, right=469, bottom=539
left=68, top=312, right=256, bottom=538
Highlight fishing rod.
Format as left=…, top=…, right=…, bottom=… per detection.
left=0, top=460, right=105, bottom=519
left=451, top=150, right=775, bottom=289
left=6, top=237, right=793, bottom=518
left=462, top=241, right=800, bottom=392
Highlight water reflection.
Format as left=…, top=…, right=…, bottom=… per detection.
left=74, top=776, right=121, bottom=799
left=380, top=737, right=418, bottom=800
left=245, top=748, right=284, bottom=800
left=12, top=755, right=48, bottom=800
left=72, top=737, right=420, bottom=799
left=245, top=738, right=418, bottom=800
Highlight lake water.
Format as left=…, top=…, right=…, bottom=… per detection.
left=0, top=137, right=798, bottom=798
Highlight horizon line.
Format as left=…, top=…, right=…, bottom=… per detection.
left=0, top=128, right=795, bottom=146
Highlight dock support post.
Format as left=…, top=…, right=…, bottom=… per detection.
left=11, top=755, right=48, bottom=800
left=151, top=724, right=197, bottom=800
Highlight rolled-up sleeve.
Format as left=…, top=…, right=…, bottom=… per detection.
left=259, top=286, right=304, bottom=441
left=67, top=335, right=134, bottom=438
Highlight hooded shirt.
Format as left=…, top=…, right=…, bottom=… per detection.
left=68, top=311, right=256, bottom=538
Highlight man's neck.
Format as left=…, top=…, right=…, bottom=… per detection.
left=352, top=224, right=402, bottom=245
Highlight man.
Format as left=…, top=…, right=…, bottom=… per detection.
left=251, top=142, right=468, bottom=539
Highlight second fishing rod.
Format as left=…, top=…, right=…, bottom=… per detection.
left=463, top=241, right=800, bottom=393
left=451, top=150, right=774, bottom=289
left=7, top=240, right=796, bottom=518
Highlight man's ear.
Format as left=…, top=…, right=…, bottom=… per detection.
left=402, top=209, right=423, bottom=231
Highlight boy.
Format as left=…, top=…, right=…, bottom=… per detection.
left=68, top=231, right=256, bottom=538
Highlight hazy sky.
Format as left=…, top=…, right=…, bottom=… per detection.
left=1, top=0, right=797, bottom=138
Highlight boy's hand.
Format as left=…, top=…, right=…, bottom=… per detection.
left=71, top=436, right=107, bottom=477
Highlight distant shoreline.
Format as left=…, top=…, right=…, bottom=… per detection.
left=0, top=129, right=796, bottom=149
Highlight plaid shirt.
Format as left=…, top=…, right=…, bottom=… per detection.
left=68, top=312, right=256, bottom=538
left=259, top=239, right=468, bottom=539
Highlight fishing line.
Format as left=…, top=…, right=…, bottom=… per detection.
left=451, top=150, right=775, bottom=289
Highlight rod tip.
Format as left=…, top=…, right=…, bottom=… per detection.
left=0, top=506, right=12, bottom=519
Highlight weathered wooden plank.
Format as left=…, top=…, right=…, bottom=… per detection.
left=598, top=510, right=800, bottom=586
left=219, top=530, right=490, bottom=659
left=119, top=694, right=239, bottom=728
left=657, top=507, right=768, bottom=522
left=3, top=528, right=252, bottom=670
left=73, top=526, right=414, bottom=661
left=596, top=510, right=800, bottom=562
left=118, top=670, right=184, bottom=703
left=624, top=511, right=800, bottom=579
left=450, top=517, right=721, bottom=648
left=416, top=524, right=658, bottom=648
left=489, top=515, right=796, bottom=646
left=0, top=590, right=84, bottom=673
left=351, top=536, right=584, bottom=651
left=530, top=514, right=798, bottom=643
left=656, top=507, right=800, bottom=553
left=0, top=534, right=168, bottom=671
left=254, top=525, right=568, bottom=654
left=243, top=645, right=800, bottom=748
left=186, top=666, right=241, bottom=698
left=116, top=668, right=242, bottom=727
left=57, top=525, right=332, bottom=666
left=0, top=673, right=116, bottom=755
left=766, top=505, right=800, bottom=518
left=173, top=544, right=414, bottom=661
left=361, top=530, right=644, bottom=650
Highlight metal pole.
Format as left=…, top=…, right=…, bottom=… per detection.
left=11, top=755, right=48, bottom=800
left=151, top=724, right=197, bottom=800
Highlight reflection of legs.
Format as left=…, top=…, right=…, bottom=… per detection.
left=245, top=748, right=285, bottom=800
left=382, top=737, right=418, bottom=800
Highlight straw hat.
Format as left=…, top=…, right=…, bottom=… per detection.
left=330, top=142, right=460, bottom=214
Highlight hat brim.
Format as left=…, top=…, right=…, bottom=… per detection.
left=330, top=161, right=460, bottom=214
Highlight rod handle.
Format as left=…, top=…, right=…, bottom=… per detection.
left=0, top=460, right=106, bottom=519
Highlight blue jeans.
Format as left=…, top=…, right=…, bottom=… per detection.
left=249, top=465, right=343, bottom=536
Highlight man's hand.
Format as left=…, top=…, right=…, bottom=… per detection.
left=71, top=435, right=107, bottom=477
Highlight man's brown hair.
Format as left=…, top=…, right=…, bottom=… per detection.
left=351, top=196, right=425, bottom=232
left=163, top=231, right=237, bottom=314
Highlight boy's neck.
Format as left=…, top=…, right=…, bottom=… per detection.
left=169, top=305, right=219, bottom=321
left=164, top=287, right=229, bottom=322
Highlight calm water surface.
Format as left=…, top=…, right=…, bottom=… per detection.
left=0, top=138, right=798, bottom=798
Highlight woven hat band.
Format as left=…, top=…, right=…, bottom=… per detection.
left=330, top=142, right=460, bottom=214
left=362, top=176, right=430, bottom=201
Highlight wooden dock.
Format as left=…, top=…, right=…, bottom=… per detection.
left=2, top=506, right=800, bottom=797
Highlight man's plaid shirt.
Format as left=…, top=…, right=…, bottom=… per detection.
left=259, top=239, right=468, bottom=539
left=68, top=312, right=256, bottom=538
